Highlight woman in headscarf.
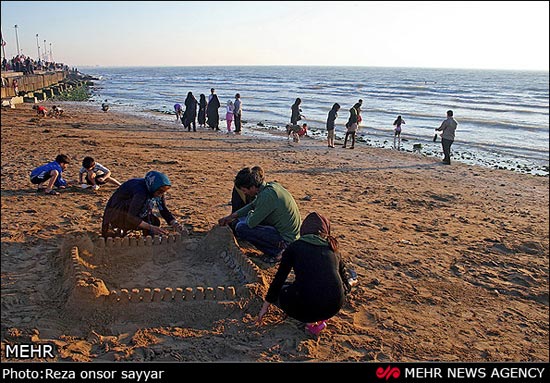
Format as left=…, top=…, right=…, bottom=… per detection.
left=290, top=97, right=303, bottom=125
left=101, top=171, right=186, bottom=238
left=256, top=212, right=351, bottom=335
left=198, top=94, right=207, bottom=128
left=182, top=92, right=198, bottom=132
left=206, top=91, right=221, bottom=130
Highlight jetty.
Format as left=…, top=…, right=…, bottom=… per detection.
left=1, top=69, right=93, bottom=107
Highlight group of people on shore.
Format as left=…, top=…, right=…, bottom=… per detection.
left=322, top=98, right=458, bottom=164
left=29, top=148, right=353, bottom=336
left=2, top=55, right=68, bottom=75
left=174, top=88, right=243, bottom=134
left=171, top=88, right=457, bottom=165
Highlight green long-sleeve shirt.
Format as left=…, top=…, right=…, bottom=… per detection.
left=235, top=181, right=301, bottom=243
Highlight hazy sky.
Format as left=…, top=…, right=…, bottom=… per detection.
left=1, top=1, right=548, bottom=70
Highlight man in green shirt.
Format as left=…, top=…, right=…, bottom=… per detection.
left=218, top=166, right=301, bottom=263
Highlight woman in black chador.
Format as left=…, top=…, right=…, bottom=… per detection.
left=206, top=92, right=221, bottom=130
left=182, top=92, right=198, bottom=132
left=198, top=94, right=207, bottom=128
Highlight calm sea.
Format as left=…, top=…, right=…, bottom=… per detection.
left=82, top=66, right=549, bottom=176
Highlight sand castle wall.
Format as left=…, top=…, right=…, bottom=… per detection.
left=64, top=226, right=266, bottom=324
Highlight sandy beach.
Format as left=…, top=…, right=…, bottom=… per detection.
left=1, top=101, right=548, bottom=362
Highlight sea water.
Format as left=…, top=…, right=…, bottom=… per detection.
left=82, top=66, right=549, bottom=176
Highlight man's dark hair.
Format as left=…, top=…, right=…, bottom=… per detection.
left=447, top=110, right=453, bottom=117
left=55, top=154, right=70, bottom=164
left=82, top=156, right=95, bottom=169
left=234, top=166, right=264, bottom=189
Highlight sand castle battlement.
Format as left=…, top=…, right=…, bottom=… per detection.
left=64, top=226, right=267, bottom=322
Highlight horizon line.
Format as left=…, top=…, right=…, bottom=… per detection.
left=75, top=64, right=550, bottom=73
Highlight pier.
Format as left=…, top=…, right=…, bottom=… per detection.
left=1, top=70, right=90, bottom=106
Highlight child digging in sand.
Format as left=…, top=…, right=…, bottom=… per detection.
left=286, top=123, right=309, bottom=143
left=79, top=156, right=122, bottom=190
left=29, top=154, right=72, bottom=195
left=32, top=104, right=48, bottom=117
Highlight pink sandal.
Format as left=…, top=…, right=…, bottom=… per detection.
left=305, top=320, right=327, bottom=336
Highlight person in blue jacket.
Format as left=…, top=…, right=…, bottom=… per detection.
left=30, top=154, right=71, bottom=195
left=101, top=171, right=186, bottom=238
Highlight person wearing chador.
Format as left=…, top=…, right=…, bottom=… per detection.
left=206, top=91, right=221, bottom=130
left=182, top=92, right=198, bottom=132
left=198, top=94, right=207, bottom=128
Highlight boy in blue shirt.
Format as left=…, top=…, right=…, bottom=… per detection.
left=30, top=154, right=71, bottom=195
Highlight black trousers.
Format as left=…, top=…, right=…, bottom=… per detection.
left=234, top=113, right=242, bottom=132
left=343, top=132, right=356, bottom=147
left=441, top=138, right=454, bottom=163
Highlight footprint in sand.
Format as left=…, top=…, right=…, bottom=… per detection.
left=352, top=311, right=378, bottom=330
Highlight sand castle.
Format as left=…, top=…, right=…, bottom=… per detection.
left=63, top=226, right=267, bottom=325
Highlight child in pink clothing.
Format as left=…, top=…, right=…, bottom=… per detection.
left=226, top=100, right=234, bottom=133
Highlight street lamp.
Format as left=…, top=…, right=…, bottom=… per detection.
left=49, top=42, right=53, bottom=62
left=36, top=33, right=40, bottom=61
left=43, top=39, right=46, bottom=61
left=14, top=24, right=20, bottom=55
left=1, top=28, right=6, bottom=60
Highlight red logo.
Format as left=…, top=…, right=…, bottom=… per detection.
left=376, top=365, right=401, bottom=380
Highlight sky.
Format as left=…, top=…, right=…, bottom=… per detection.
left=1, top=1, right=548, bottom=70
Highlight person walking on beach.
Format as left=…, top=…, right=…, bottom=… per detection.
left=342, top=102, right=361, bottom=149
left=198, top=94, right=207, bottom=128
left=30, top=154, right=72, bottom=195
left=225, top=100, right=235, bottom=133
left=326, top=103, right=340, bottom=148
left=79, top=156, right=122, bottom=190
left=234, top=93, right=242, bottom=134
left=393, top=115, right=405, bottom=150
left=183, top=92, right=198, bottom=132
left=290, top=98, right=304, bottom=125
left=207, top=90, right=221, bottom=130
left=256, top=212, right=351, bottom=336
left=101, top=171, right=187, bottom=238
left=218, top=166, right=301, bottom=264
left=435, top=110, right=458, bottom=165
